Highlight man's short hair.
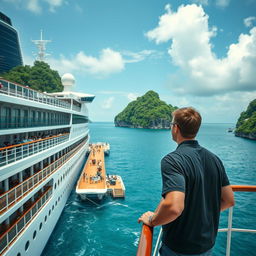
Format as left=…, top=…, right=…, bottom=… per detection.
left=172, top=107, right=202, bottom=138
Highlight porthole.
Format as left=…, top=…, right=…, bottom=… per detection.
left=49, top=209, right=51, bottom=216
left=33, top=230, right=37, bottom=239
left=58, top=180, right=60, bottom=186
left=61, top=177, right=63, bottom=182
left=52, top=205, right=54, bottom=211
left=17, top=253, right=21, bottom=256
left=39, top=222, right=42, bottom=230
left=54, top=183, right=57, bottom=189
left=58, top=197, right=60, bottom=202
left=45, top=216, right=47, bottom=222
left=55, top=201, right=57, bottom=206
left=25, top=241, right=29, bottom=251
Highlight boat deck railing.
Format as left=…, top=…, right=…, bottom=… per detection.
left=0, top=138, right=86, bottom=213
left=0, top=78, right=71, bottom=110
left=0, top=133, right=70, bottom=168
left=136, top=185, right=256, bottom=256
left=0, top=186, right=53, bottom=255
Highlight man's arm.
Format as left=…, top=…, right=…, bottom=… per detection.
left=138, top=191, right=184, bottom=226
left=220, top=185, right=235, bottom=211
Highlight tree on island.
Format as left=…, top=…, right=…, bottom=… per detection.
left=235, top=99, right=256, bottom=139
left=114, top=90, right=178, bottom=129
left=0, top=61, right=63, bottom=93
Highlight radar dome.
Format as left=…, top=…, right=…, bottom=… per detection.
left=61, top=73, right=75, bottom=91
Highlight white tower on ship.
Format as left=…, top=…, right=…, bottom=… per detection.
left=61, top=73, right=75, bottom=92
left=32, top=30, right=51, bottom=61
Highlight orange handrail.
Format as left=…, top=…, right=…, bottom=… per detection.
left=231, top=185, right=256, bottom=192
left=0, top=186, right=52, bottom=240
left=0, top=133, right=69, bottom=151
left=137, top=225, right=153, bottom=256
left=136, top=185, right=256, bottom=256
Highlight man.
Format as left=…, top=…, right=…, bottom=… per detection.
left=138, top=107, right=235, bottom=256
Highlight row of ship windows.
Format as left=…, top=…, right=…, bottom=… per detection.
left=15, top=164, right=74, bottom=256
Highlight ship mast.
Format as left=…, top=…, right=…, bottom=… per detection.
left=32, top=30, right=51, bottom=61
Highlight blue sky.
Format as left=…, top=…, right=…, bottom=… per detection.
left=1, top=0, right=256, bottom=122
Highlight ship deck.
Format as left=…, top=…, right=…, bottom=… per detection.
left=77, top=144, right=107, bottom=190
left=76, top=144, right=125, bottom=198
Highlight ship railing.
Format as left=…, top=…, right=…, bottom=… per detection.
left=0, top=78, right=71, bottom=110
left=0, top=133, right=70, bottom=168
left=136, top=185, right=256, bottom=256
left=0, top=186, right=53, bottom=255
left=0, top=139, right=86, bottom=213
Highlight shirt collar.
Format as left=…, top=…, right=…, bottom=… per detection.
left=177, top=140, right=199, bottom=149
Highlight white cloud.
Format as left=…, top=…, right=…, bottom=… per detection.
left=27, top=0, right=41, bottom=13
left=216, top=0, right=230, bottom=8
left=45, top=48, right=158, bottom=77
left=102, top=97, right=114, bottom=109
left=3, top=0, right=65, bottom=13
left=244, top=16, right=256, bottom=28
left=127, top=93, right=138, bottom=101
left=48, top=48, right=125, bottom=76
left=122, top=50, right=163, bottom=63
left=146, top=4, right=256, bottom=96
left=97, top=91, right=139, bottom=101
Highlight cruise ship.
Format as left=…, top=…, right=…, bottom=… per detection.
left=0, top=73, right=94, bottom=256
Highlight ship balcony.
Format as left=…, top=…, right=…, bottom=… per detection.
left=0, top=138, right=86, bottom=214
left=0, top=133, right=70, bottom=168
left=136, top=185, right=256, bottom=256
left=0, top=79, right=71, bottom=110
left=0, top=186, right=53, bottom=255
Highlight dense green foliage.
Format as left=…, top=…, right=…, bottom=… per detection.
left=236, top=99, right=256, bottom=134
left=1, top=61, right=63, bottom=92
left=114, top=90, right=178, bottom=128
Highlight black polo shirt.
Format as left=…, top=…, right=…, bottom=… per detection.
left=161, top=140, right=230, bottom=254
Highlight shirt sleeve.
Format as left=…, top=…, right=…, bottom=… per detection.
left=216, top=156, right=230, bottom=187
left=161, top=155, right=185, bottom=197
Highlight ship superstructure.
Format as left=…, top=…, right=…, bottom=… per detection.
left=0, top=74, right=94, bottom=256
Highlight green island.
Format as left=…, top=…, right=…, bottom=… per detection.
left=1, top=61, right=63, bottom=93
left=114, top=90, right=178, bottom=129
left=235, top=99, right=256, bottom=140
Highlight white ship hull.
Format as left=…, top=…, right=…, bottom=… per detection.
left=0, top=78, right=95, bottom=256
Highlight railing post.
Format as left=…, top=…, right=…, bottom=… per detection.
left=226, top=207, right=233, bottom=256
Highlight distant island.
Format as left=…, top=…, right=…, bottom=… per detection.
left=235, top=99, right=256, bottom=140
left=114, top=90, right=178, bottom=129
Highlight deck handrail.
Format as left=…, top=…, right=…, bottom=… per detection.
left=0, top=78, right=71, bottom=110
left=0, top=138, right=86, bottom=213
left=136, top=185, right=256, bottom=256
left=0, top=186, right=53, bottom=254
left=0, top=133, right=70, bottom=168
left=0, top=133, right=69, bottom=151
left=137, top=225, right=154, bottom=256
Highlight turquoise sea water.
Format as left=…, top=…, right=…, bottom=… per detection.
left=42, top=123, right=256, bottom=256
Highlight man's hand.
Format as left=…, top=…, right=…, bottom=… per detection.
left=138, top=211, right=154, bottom=227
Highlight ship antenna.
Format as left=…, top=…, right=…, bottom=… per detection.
left=32, top=29, right=51, bottom=61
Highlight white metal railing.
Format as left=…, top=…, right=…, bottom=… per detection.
left=0, top=79, right=71, bottom=109
left=0, top=187, right=52, bottom=254
left=0, top=133, right=70, bottom=167
left=0, top=139, right=86, bottom=213
left=152, top=186, right=256, bottom=256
